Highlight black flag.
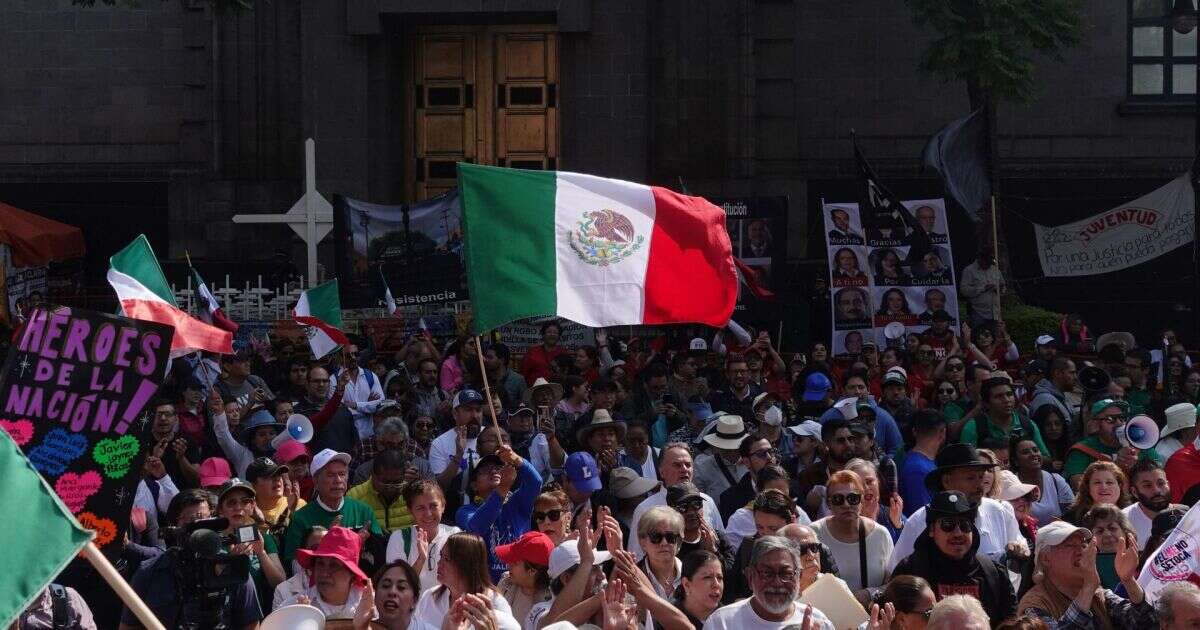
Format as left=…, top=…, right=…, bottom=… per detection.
left=922, top=108, right=991, bottom=220
left=853, top=136, right=935, bottom=269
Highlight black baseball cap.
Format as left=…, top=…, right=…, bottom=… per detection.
left=245, top=457, right=289, bottom=483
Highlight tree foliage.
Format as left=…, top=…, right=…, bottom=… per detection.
left=905, top=0, right=1086, bottom=104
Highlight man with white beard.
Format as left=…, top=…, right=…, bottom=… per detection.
left=702, top=536, right=834, bottom=629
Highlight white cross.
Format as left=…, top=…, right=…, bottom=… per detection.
left=15, top=355, right=31, bottom=378
left=113, top=487, right=130, bottom=506
left=232, top=138, right=334, bottom=288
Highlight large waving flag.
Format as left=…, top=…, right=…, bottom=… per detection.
left=0, top=429, right=93, bottom=628
left=189, top=266, right=239, bottom=333
left=458, top=163, right=737, bottom=333
left=108, top=236, right=234, bottom=356
left=294, top=279, right=349, bottom=359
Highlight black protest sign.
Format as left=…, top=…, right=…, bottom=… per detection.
left=0, top=307, right=174, bottom=552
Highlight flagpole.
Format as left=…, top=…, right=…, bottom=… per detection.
left=81, top=542, right=167, bottom=630
left=990, top=195, right=1002, bottom=320
left=474, top=334, right=503, bottom=432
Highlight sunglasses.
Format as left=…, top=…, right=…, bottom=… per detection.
left=936, top=518, right=972, bottom=534
left=1098, top=414, right=1126, bottom=425
left=672, top=498, right=704, bottom=513
left=798, top=542, right=821, bottom=555
left=938, top=387, right=956, bottom=395
left=828, top=492, right=861, bottom=507
left=645, top=531, right=680, bottom=545
left=533, top=509, right=564, bottom=522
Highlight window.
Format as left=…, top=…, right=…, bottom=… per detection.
left=1130, top=0, right=1198, bottom=99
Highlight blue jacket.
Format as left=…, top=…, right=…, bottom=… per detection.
left=456, top=459, right=543, bottom=582
left=818, top=400, right=903, bottom=457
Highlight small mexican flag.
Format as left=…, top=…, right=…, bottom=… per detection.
left=190, top=266, right=240, bottom=333
left=108, top=235, right=234, bottom=356
left=458, top=164, right=738, bottom=333
left=0, top=428, right=93, bottom=627
left=294, top=279, right=349, bottom=359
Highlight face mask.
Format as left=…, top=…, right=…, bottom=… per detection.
left=763, top=405, right=784, bottom=426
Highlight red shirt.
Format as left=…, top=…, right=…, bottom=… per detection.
left=1167, top=443, right=1200, bottom=503
left=521, top=344, right=568, bottom=385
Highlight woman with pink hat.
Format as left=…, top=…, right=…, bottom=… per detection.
left=273, top=526, right=375, bottom=621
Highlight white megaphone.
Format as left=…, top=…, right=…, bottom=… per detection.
left=260, top=604, right=324, bottom=630
left=271, top=414, right=314, bottom=448
left=1116, top=414, right=1160, bottom=450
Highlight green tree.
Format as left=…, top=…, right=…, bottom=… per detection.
left=905, top=0, right=1085, bottom=282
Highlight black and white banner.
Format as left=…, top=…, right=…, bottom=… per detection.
left=822, top=198, right=961, bottom=356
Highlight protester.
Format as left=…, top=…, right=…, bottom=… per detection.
left=634, top=506, right=686, bottom=621
left=1080, top=505, right=1138, bottom=590
left=693, top=415, right=750, bottom=499
left=620, top=421, right=660, bottom=479
left=386, top=479, right=461, bottom=591
left=532, top=489, right=576, bottom=545
left=576, top=408, right=625, bottom=476
left=1064, top=399, right=1161, bottom=487
left=1030, top=357, right=1079, bottom=428
left=724, top=468, right=803, bottom=553
left=145, top=397, right=202, bottom=488
left=667, top=550, right=726, bottom=630
left=1157, top=402, right=1198, bottom=463
left=716, top=431, right=779, bottom=521
left=845, top=457, right=904, bottom=540
left=410, top=531, right=521, bottom=629
left=1010, top=436, right=1074, bottom=526
left=701, top=535, right=834, bottom=629
left=216, top=478, right=286, bottom=605
left=430, top=389, right=486, bottom=511
left=726, top=489, right=802, bottom=600
left=373, top=560, right=421, bottom=630
left=960, top=377, right=1050, bottom=457
left=812, top=469, right=893, bottom=591
left=1154, top=582, right=1200, bottom=630
left=899, top=409, right=946, bottom=516
left=14, top=584, right=97, bottom=630
left=495, top=530, right=554, bottom=627
left=668, top=481, right=736, bottom=573
left=628, top=443, right=725, bottom=559
left=281, top=448, right=381, bottom=566
left=871, top=575, right=936, bottom=630
left=1121, top=459, right=1180, bottom=551
left=784, top=420, right=824, bottom=479
left=531, top=516, right=614, bottom=629
left=1018, top=521, right=1153, bottom=628
left=1064, top=461, right=1130, bottom=525
left=708, top=355, right=762, bottom=428
left=522, top=321, right=567, bottom=386
left=926, top=594, right=990, bottom=630
left=456, top=443, right=542, bottom=582
left=347, top=448, right=415, bottom=533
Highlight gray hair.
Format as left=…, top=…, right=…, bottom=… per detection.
left=927, top=594, right=988, bottom=630
left=377, top=418, right=409, bottom=440
left=776, top=523, right=816, bottom=542
left=845, top=458, right=877, bottom=479
left=749, top=535, right=802, bottom=570
left=1156, top=582, right=1200, bottom=625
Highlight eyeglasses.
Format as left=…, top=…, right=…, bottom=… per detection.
left=798, top=542, right=821, bottom=555
left=533, top=509, right=564, bottom=522
left=645, top=531, right=679, bottom=545
left=828, top=492, right=861, bottom=507
left=749, top=449, right=776, bottom=461
left=753, top=566, right=797, bottom=583
left=672, top=499, right=704, bottom=513
left=936, top=518, right=973, bottom=533
left=1097, top=414, right=1126, bottom=425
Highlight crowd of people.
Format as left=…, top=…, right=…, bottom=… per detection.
left=17, top=312, right=1200, bottom=630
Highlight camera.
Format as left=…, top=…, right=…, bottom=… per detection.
left=168, top=517, right=252, bottom=630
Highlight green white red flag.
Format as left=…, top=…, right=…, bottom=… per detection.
left=294, top=279, right=349, bottom=359
left=458, top=163, right=738, bottom=333
left=108, top=235, right=233, bottom=356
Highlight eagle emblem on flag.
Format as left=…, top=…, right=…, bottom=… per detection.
left=569, top=208, right=645, bottom=267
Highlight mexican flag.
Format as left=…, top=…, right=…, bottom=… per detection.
left=294, top=279, right=349, bottom=359
left=108, top=235, right=234, bottom=356
left=0, top=428, right=93, bottom=628
left=190, top=266, right=239, bottom=333
left=458, top=163, right=738, bottom=333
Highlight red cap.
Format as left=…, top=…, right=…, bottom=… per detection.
left=296, top=526, right=369, bottom=584
left=495, top=531, right=555, bottom=567
left=274, top=439, right=310, bottom=465
left=198, top=457, right=232, bottom=487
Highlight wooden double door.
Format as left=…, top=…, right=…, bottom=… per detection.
left=404, top=25, right=560, bottom=201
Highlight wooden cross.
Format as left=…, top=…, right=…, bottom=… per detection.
left=232, top=138, right=334, bottom=288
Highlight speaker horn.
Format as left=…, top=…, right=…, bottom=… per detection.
left=1078, top=365, right=1111, bottom=393
left=271, top=414, right=314, bottom=448
left=1116, top=414, right=1160, bottom=450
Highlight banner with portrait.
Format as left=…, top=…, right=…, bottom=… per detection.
left=823, top=198, right=961, bottom=357
left=712, top=196, right=788, bottom=321
left=0, top=307, right=174, bottom=556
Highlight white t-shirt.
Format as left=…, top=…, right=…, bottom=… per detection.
left=702, top=598, right=834, bottom=630
left=726, top=506, right=813, bottom=553
left=385, top=523, right=461, bottom=590
left=628, top=487, right=724, bottom=559
left=428, top=428, right=478, bottom=476
left=413, top=585, right=521, bottom=630
left=1029, top=470, right=1075, bottom=527
left=886, top=497, right=1023, bottom=574
left=1123, top=503, right=1155, bottom=551
left=811, top=517, right=893, bottom=590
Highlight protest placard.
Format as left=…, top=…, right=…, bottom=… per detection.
left=0, top=307, right=174, bottom=553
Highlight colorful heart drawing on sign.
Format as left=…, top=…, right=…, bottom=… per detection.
left=0, top=419, right=34, bottom=446
left=76, top=512, right=117, bottom=547
left=92, top=435, right=141, bottom=479
left=27, top=428, right=89, bottom=477
left=55, top=470, right=103, bottom=513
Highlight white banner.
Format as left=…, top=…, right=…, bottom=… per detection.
left=1034, top=174, right=1195, bottom=277
left=1138, top=500, right=1200, bottom=604
left=822, top=199, right=961, bottom=357
left=0, top=244, right=47, bottom=316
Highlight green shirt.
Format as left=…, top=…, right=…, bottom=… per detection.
left=1062, top=435, right=1163, bottom=480
left=1126, top=387, right=1152, bottom=416
left=249, top=531, right=279, bottom=605
left=943, top=401, right=968, bottom=424
left=281, top=496, right=382, bottom=566
left=959, top=412, right=1051, bottom=458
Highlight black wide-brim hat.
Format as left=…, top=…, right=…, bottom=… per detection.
left=924, top=443, right=995, bottom=493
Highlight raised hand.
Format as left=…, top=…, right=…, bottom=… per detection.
left=866, top=603, right=895, bottom=630
left=1115, top=533, right=1140, bottom=583
left=459, top=594, right=497, bottom=630
left=602, top=578, right=636, bottom=630
left=207, top=386, right=224, bottom=417
left=610, top=549, right=653, bottom=599
left=353, top=582, right=376, bottom=630
left=599, top=506, right=623, bottom=551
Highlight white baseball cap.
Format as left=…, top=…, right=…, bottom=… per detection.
left=833, top=397, right=859, bottom=421
left=689, top=337, right=708, bottom=351
left=548, top=540, right=613, bottom=579
left=1035, top=335, right=1056, bottom=347
left=1035, top=521, right=1090, bottom=559
left=995, top=470, right=1038, bottom=502
left=311, top=448, right=352, bottom=475
left=787, top=420, right=823, bottom=439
